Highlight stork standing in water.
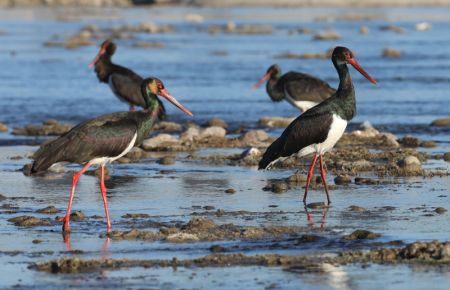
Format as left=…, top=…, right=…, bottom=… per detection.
left=253, top=64, right=336, bottom=113
left=89, top=40, right=165, bottom=118
left=258, top=47, right=377, bottom=204
left=31, top=78, right=192, bottom=233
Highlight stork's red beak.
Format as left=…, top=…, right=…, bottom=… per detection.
left=88, top=48, right=106, bottom=69
left=159, top=89, right=193, bottom=117
left=348, top=58, right=377, bottom=85
left=252, top=71, right=272, bottom=90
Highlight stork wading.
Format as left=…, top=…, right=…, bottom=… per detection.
left=32, top=78, right=193, bottom=233
left=258, top=47, right=377, bottom=205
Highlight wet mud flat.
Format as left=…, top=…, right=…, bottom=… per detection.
left=0, top=5, right=449, bottom=290
left=0, top=116, right=449, bottom=289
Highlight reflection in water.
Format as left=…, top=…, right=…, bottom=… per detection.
left=62, top=232, right=71, bottom=251
left=181, top=175, right=230, bottom=192
left=321, top=263, right=351, bottom=290
left=304, top=206, right=328, bottom=229
left=62, top=233, right=111, bottom=260
left=104, top=175, right=138, bottom=191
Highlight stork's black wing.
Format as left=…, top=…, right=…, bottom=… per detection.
left=258, top=111, right=333, bottom=169
left=281, top=71, right=336, bottom=103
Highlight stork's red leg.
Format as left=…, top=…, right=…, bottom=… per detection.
left=99, top=164, right=112, bottom=232
left=303, top=154, right=318, bottom=204
left=62, top=163, right=91, bottom=232
left=319, top=155, right=331, bottom=204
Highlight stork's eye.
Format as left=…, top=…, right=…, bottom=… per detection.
left=157, top=82, right=164, bottom=90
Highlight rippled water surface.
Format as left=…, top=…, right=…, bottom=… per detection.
left=0, top=6, right=449, bottom=290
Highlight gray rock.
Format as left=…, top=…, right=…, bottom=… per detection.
left=241, top=130, right=269, bottom=144
left=334, top=174, right=352, bottom=185
left=382, top=48, right=402, bottom=58
left=199, top=126, right=226, bottom=139
left=142, top=134, right=180, bottom=150
left=259, top=116, right=294, bottom=128
left=444, top=153, right=450, bottom=162
left=180, top=127, right=200, bottom=141
left=350, top=120, right=379, bottom=138
left=205, top=118, right=228, bottom=128
left=240, top=147, right=261, bottom=160
left=380, top=133, right=400, bottom=147
left=0, top=122, right=8, bottom=132
left=431, top=118, right=450, bottom=127
left=153, top=121, right=182, bottom=132
left=397, top=156, right=421, bottom=171
left=158, top=156, right=175, bottom=165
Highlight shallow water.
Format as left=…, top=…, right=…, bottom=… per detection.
left=0, top=5, right=449, bottom=290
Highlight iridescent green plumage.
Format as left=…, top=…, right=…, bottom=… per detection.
left=31, top=78, right=163, bottom=173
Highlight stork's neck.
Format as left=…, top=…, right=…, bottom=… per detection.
left=336, top=63, right=353, bottom=91
left=266, top=72, right=285, bottom=102
left=334, top=62, right=356, bottom=121
left=94, top=55, right=114, bottom=83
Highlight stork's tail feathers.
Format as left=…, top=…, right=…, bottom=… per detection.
left=31, top=138, right=68, bottom=174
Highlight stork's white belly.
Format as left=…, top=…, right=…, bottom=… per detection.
left=298, top=114, right=347, bottom=157
left=90, top=133, right=137, bottom=165
left=284, top=89, right=319, bottom=113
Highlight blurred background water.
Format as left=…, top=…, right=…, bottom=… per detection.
left=0, top=6, right=448, bottom=147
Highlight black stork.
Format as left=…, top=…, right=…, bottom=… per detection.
left=253, top=64, right=336, bottom=113
left=258, top=47, right=376, bottom=204
left=31, top=77, right=192, bottom=233
left=89, top=40, right=166, bottom=118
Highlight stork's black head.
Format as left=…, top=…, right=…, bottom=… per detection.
left=332, top=46, right=377, bottom=84
left=141, top=78, right=193, bottom=117
left=253, top=64, right=282, bottom=89
left=88, top=40, right=116, bottom=68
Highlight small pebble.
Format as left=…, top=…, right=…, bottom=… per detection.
left=435, top=207, right=447, bottom=214
left=349, top=205, right=367, bottom=212
left=203, top=205, right=215, bottom=210
left=158, top=156, right=175, bottom=165
left=36, top=206, right=58, bottom=214
left=224, top=188, right=236, bottom=194
left=205, top=118, right=228, bottom=129
left=354, top=177, right=378, bottom=185
left=334, top=175, right=351, bottom=185
left=443, top=153, right=450, bottom=162
left=382, top=48, right=402, bottom=58
left=0, top=122, right=8, bottom=132
left=272, top=182, right=288, bottom=193
left=344, top=229, right=380, bottom=240
left=430, top=118, right=450, bottom=127
left=210, top=244, right=225, bottom=253
left=70, top=211, right=85, bottom=221
left=32, top=239, right=43, bottom=244
left=287, top=174, right=306, bottom=184
left=215, top=209, right=225, bottom=217
left=306, top=202, right=328, bottom=209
